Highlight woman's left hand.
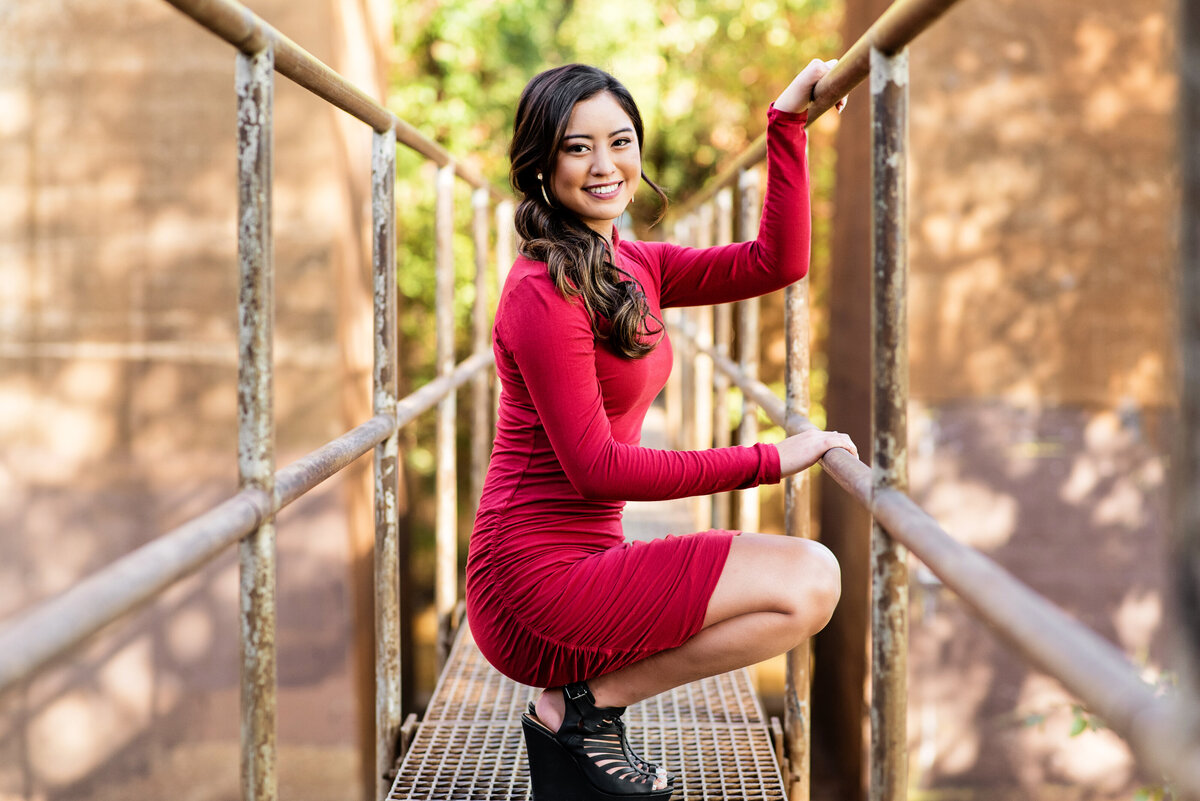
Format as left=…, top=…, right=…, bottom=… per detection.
left=774, top=58, right=848, bottom=115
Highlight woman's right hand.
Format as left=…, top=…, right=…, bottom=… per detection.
left=774, top=58, right=847, bottom=115
left=776, top=428, right=858, bottom=477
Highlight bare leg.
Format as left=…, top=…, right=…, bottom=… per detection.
left=534, top=532, right=841, bottom=727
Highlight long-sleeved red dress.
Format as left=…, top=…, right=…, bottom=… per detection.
left=465, top=106, right=811, bottom=689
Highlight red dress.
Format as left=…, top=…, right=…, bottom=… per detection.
left=466, top=106, right=811, bottom=688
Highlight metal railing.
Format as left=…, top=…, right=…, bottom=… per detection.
left=0, top=2, right=511, bottom=801
left=667, top=0, right=1200, bottom=798
left=4, top=1, right=1198, bottom=801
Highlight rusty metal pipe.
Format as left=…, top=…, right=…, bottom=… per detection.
left=673, top=323, right=1200, bottom=797
left=471, top=189, right=492, bottom=514
left=692, top=205, right=715, bottom=532
left=868, top=45, right=910, bottom=801
left=434, top=164, right=458, bottom=667
left=0, top=346, right=492, bottom=700
left=673, top=0, right=968, bottom=218
left=783, top=277, right=814, bottom=798
left=160, top=0, right=504, bottom=199
left=735, top=169, right=763, bottom=535
left=276, top=415, right=393, bottom=507
left=371, top=126, right=401, bottom=801
left=0, top=490, right=267, bottom=693
left=712, top=189, right=734, bottom=530
left=236, top=43, right=277, bottom=801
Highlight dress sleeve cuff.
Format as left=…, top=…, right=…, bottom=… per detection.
left=757, top=442, right=782, bottom=485
left=768, top=102, right=810, bottom=125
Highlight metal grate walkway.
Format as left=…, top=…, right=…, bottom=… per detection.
left=387, top=624, right=787, bottom=800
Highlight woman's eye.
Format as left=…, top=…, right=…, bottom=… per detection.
left=613, top=137, right=633, bottom=147
left=564, top=144, right=589, bottom=154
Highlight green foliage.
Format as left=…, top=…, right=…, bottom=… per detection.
left=384, top=0, right=844, bottom=598
left=1015, top=670, right=1179, bottom=801
left=1067, top=704, right=1104, bottom=737
left=388, top=0, right=841, bottom=227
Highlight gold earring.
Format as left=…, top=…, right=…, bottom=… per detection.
left=536, top=172, right=554, bottom=207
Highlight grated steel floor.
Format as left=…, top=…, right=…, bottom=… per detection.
left=388, top=625, right=786, bottom=801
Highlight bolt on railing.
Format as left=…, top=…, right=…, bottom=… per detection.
left=667, top=0, right=1200, bottom=798
left=0, top=2, right=512, bottom=801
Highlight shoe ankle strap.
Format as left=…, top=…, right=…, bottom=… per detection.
left=564, top=682, right=593, bottom=703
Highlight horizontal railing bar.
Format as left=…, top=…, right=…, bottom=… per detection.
left=0, top=350, right=495, bottom=696
left=275, top=414, right=395, bottom=507
left=868, top=483, right=1200, bottom=796
left=396, top=350, right=494, bottom=429
left=0, top=489, right=271, bottom=693
left=669, top=318, right=792, bottom=431
left=161, top=0, right=506, bottom=201
left=673, top=0, right=966, bottom=218
left=672, top=321, right=1200, bottom=795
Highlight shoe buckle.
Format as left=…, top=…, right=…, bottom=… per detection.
left=564, top=683, right=591, bottom=702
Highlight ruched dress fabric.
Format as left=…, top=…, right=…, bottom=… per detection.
left=466, top=106, right=811, bottom=689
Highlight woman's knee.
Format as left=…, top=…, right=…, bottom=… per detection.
left=782, top=538, right=841, bottom=633
left=706, top=534, right=841, bottom=628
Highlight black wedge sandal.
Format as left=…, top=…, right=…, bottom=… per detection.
left=521, top=682, right=675, bottom=800
left=525, top=700, right=672, bottom=784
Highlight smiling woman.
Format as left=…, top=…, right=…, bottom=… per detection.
left=550, top=93, right=642, bottom=236
left=465, top=62, right=851, bottom=801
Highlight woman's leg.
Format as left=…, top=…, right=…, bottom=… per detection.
left=534, top=532, right=841, bottom=729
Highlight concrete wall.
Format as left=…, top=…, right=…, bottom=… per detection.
left=904, top=0, right=1176, bottom=796
left=0, top=1, right=389, bottom=798
left=820, top=0, right=1177, bottom=797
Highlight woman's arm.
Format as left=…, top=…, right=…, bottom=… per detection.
left=635, top=59, right=845, bottom=309
left=498, top=274, right=781, bottom=502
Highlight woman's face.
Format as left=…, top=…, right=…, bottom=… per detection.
left=550, top=91, right=641, bottom=239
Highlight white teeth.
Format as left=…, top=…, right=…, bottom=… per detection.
left=587, top=184, right=619, bottom=197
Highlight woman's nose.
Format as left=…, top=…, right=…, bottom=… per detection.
left=590, top=148, right=615, bottom=175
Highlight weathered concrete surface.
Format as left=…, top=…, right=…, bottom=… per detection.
left=817, top=0, right=1177, bottom=799
left=0, top=0, right=391, bottom=798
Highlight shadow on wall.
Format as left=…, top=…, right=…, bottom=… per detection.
left=899, top=0, right=1177, bottom=796
left=908, top=0, right=1175, bottom=408
left=908, top=403, right=1169, bottom=798
left=0, top=0, right=379, bottom=798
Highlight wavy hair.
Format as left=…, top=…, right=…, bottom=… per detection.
left=510, top=64, right=669, bottom=359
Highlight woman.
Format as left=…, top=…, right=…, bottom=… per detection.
left=465, top=60, right=855, bottom=800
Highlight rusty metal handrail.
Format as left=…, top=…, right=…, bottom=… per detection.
left=675, top=317, right=1200, bottom=796
left=2, top=2, right=513, bottom=798
left=0, top=349, right=492, bottom=697
left=161, top=0, right=504, bottom=201
left=672, top=0, right=962, bottom=219
left=667, top=0, right=1200, bottom=793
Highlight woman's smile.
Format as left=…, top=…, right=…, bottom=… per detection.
left=551, top=91, right=641, bottom=239
left=584, top=181, right=623, bottom=198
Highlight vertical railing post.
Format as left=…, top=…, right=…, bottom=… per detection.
left=495, top=200, right=514, bottom=298
left=665, top=216, right=683, bottom=451
left=677, top=216, right=696, bottom=453
left=471, top=189, right=491, bottom=511
left=869, top=45, right=910, bottom=801
left=494, top=201, right=514, bottom=418
left=236, top=42, right=277, bottom=801
left=1176, top=0, right=1200, bottom=704
left=371, top=125, right=400, bottom=801
left=693, top=205, right=715, bottom=531
left=434, top=163, right=457, bottom=667
left=712, top=188, right=734, bottom=530
left=736, top=168, right=762, bottom=535
left=783, top=214, right=813, bottom=801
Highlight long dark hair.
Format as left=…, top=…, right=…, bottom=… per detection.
left=510, top=64, right=669, bottom=359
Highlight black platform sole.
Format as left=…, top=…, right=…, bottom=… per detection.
left=524, top=701, right=675, bottom=784
left=521, top=715, right=675, bottom=801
